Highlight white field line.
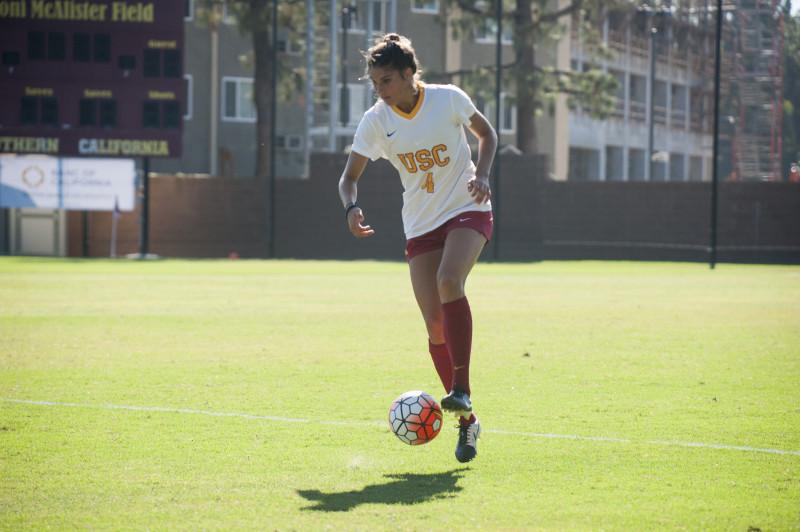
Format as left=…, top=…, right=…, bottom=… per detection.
left=3, top=398, right=799, bottom=457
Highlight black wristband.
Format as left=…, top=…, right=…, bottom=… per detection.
left=344, top=202, right=359, bottom=218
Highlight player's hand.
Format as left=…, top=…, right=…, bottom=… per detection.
left=347, top=208, right=375, bottom=238
left=467, top=176, right=491, bottom=204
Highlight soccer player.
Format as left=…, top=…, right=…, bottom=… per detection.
left=338, top=33, right=496, bottom=463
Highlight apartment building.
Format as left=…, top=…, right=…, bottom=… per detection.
left=566, top=6, right=717, bottom=182
left=161, top=0, right=782, bottom=183
left=156, top=0, right=524, bottom=179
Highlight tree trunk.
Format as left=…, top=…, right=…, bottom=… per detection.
left=514, top=0, right=538, bottom=154
left=251, top=0, right=273, bottom=179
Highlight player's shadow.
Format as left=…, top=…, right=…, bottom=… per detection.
left=297, top=468, right=468, bottom=512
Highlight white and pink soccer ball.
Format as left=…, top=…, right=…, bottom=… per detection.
left=388, top=390, right=443, bottom=445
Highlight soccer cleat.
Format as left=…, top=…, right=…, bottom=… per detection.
left=455, top=419, right=481, bottom=463
left=440, top=389, right=472, bottom=414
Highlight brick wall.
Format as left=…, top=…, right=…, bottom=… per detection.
left=67, top=154, right=800, bottom=263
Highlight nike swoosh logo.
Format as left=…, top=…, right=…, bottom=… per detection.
left=459, top=218, right=471, bottom=222
left=386, top=130, right=397, bottom=137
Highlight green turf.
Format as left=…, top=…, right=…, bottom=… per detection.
left=1, top=257, right=798, bottom=530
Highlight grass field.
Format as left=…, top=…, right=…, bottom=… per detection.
left=1, top=257, right=799, bottom=530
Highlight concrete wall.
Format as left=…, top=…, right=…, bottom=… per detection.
left=67, top=154, right=800, bottom=263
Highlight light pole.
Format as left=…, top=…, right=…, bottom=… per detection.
left=340, top=3, right=356, bottom=127
left=493, top=0, right=502, bottom=261
left=268, top=0, right=278, bottom=257
left=647, top=22, right=658, bottom=182
left=709, top=0, right=723, bottom=269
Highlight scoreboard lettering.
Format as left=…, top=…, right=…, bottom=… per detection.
left=0, top=1, right=155, bottom=23
left=0, top=0, right=183, bottom=158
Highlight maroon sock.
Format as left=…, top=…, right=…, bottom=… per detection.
left=459, top=413, right=476, bottom=427
left=428, top=340, right=452, bottom=393
left=442, top=296, right=472, bottom=395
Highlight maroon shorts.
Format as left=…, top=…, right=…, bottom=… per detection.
left=405, top=210, right=494, bottom=261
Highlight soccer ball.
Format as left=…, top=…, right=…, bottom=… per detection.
left=388, top=390, right=443, bottom=445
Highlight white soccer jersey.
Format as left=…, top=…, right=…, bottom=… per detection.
left=351, top=83, right=492, bottom=239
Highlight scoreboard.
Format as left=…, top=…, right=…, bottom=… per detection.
left=0, top=0, right=184, bottom=158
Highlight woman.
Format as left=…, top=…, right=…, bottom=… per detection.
left=338, top=33, right=496, bottom=463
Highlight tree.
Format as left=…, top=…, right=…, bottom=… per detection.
left=440, top=0, right=630, bottom=154
left=197, top=1, right=305, bottom=179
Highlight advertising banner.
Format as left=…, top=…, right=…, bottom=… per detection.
left=0, top=156, right=136, bottom=211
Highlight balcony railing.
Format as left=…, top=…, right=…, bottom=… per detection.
left=612, top=98, right=625, bottom=119
left=653, top=105, right=667, bottom=125
left=630, top=100, right=646, bottom=122
left=671, top=109, right=687, bottom=129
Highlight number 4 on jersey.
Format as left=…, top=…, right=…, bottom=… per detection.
left=421, top=172, right=434, bottom=193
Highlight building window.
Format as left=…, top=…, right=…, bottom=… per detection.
left=222, top=5, right=237, bottom=24
left=474, top=93, right=516, bottom=134
left=605, top=145, right=624, bottom=181
left=689, top=155, right=704, bottom=181
left=569, top=147, right=600, bottom=181
left=651, top=159, right=667, bottom=181
left=609, top=69, right=625, bottom=119
left=185, top=0, right=194, bottom=21
left=347, top=83, right=367, bottom=126
left=411, top=0, right=439, bottom=14
left=222, top=77, right=256, bottom=122
left=670, top=84, right=687, bottom=129
left=628, top=148, right=645, bottom=181
left=277, top=37, right=302, bottom=55
left=629, top=74, right=646, bottom=122
left=371, top=1, right=387, bottom=35
left=689, top=87, right=705, bottom=133
left=500, top=94, right=516, bottom=133
left=474, top=18, right=513, bottom=45
left=669, top=153, right=685, bottom=181
left=653, top=80, right=667, bottom=125
left=277, top=135, right=303, bottom=151
left=184, top=74, right=193, bottom=121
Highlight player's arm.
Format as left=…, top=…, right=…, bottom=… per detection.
left=466, top=111, right=497, bottom=204
left=338, top=150, right=375, bottom=238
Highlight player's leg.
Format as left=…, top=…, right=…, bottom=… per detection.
left=437, top=227, right=486, bottom=408
left=437, top=227, right=486, bottom=463
left=408, top=248, right=452, bottom=393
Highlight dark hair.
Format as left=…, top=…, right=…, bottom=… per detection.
left=362, top=33, right=421, bottom=79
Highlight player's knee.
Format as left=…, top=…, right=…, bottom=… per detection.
left=421, top=305, right=442, bottom=327
left=425, top=317, right=444, bottom=339
left=436, top=272, right=464, bottom=300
